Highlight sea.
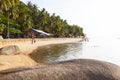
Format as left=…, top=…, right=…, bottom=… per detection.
left=29, top=37, right=120, bottom=66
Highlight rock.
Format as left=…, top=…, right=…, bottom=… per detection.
left=0, top=45, right=21, bottom=55
left=0, top=59, right=120, bottom=80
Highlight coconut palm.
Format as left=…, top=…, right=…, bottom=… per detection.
left=0, top=0, right=19, bottom=38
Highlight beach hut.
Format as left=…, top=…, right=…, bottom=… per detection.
left=31, top=28, right=51, bottom=36
left=24, top=28, right=51, bottom=38
left=24, top=28, right=52, bottom=44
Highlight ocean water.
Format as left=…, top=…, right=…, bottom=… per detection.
left=29, top=37, right=120, bottom=65
left=79, top=37, right=120, bottom=65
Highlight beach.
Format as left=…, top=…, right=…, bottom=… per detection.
left=0, top=38, right=82, bottom=70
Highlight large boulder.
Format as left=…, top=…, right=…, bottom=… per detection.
left=0, top=45, right=21, bottom=55
left=0, top=59, right=120, bottom=80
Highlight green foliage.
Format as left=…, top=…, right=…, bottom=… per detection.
left=9, top=27, right=22, bottom=34
left=0, top=1, right=84, bottom=38
left=0, top=25, right=5, bottom=32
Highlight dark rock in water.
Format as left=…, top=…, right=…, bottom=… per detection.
left=0, top=59, right=120, bottom=80
left=0, top=45, right=21, bottom=55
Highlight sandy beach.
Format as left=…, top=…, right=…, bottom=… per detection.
left=0, top=38, right=83, bottom=70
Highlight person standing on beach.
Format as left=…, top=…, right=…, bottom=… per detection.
left=31, top=34, right=36, bottom=44
left=31, top=34, right=34, bottom=44
left=34, top=36, right=36, bottom=43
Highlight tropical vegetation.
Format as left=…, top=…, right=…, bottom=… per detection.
left=0, top=0, right=84, bottom=38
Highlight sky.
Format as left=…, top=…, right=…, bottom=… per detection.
left=20, top=0, right=120, bottom=38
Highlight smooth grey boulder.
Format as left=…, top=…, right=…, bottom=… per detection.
left=0, top=45, right=21, bottom=55
left=0, top=59, right=120, bottom=80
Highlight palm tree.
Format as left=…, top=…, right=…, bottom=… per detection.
left=0, top=0, right=19, bottom=38
left=16, top=1, right=32, bottom=31
left=27, top=1, right=39, bottom=28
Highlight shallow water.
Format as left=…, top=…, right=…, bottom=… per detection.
left=29, top=37, right=120, bottom=65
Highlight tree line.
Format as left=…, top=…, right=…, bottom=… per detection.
left=0, top=0, right=84, bottom=38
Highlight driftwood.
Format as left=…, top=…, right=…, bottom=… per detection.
left=0, top=59, right=120, bottom=80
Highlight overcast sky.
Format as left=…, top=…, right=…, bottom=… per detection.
left=20, top=0, right=120, bottom=38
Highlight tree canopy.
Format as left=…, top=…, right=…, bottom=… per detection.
left=0, top=1, right=84, bottom=38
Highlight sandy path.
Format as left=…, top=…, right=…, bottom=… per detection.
left=0, top=38, right=82, bottom=70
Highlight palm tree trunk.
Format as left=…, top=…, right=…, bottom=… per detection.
left=7, top=16, right=10, bottom=38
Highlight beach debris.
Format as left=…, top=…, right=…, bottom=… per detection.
left=0, top=45, right=21, bottom=55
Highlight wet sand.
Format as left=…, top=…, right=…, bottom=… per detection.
left=0, top=38, right=82, bottom=70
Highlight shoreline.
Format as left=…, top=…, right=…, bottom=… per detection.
left=19, top=38, right=83, bottom=55
left=0, top=38, right=83, bottom=70
left=0, top=38, right=83, bottom=55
